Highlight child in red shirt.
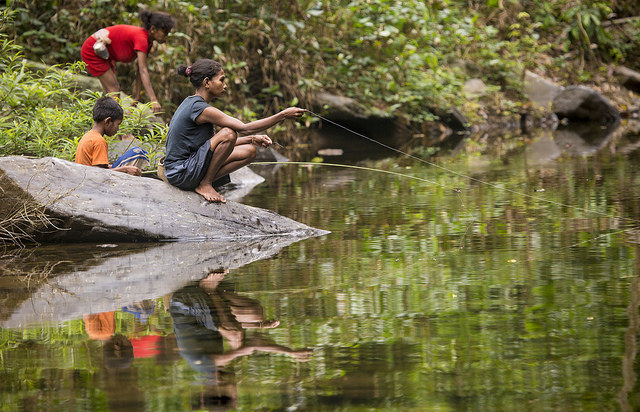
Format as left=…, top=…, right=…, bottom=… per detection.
left=81, top=10, right=175, bottom=113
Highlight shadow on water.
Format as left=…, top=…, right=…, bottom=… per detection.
left=0, top=236, right=305, bottom=328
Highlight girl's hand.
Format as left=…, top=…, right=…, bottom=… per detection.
left=281, top=107, right=306, bottom=119
left=151, top=101, right=162, bottom=113
left=251, top=135, right=272, bottom=147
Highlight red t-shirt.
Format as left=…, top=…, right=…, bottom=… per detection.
left=130, top=335, right=162, bottom=358
left=104, top=25, right=151, bottom=63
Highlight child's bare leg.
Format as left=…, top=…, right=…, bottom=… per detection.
left=198, top=142, right=257, bottom=202
left=196, top=128, right=236, bottom=202
left=97, top=69, right=120, bottom=95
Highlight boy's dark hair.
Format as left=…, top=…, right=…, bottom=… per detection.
left=103, top=334, right=134, bottom=369
left=93, top=96, right=123, bottom=122
left=176, top=59, right=223, bottom=88
left=140, top=10, right=176, bottom=32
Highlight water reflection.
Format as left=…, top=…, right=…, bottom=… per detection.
left=1, top=237, right=307, bottom=328
left=524, top=122, right=618, bottom=165
left=169, top=270, right=312, bottom=410
left=553, top=122, right=617, bottom=156
left=83, top=303, right=165, bottom=411
left=85, top=300, right=161, bottom=362
left=3, top=124, right=640, bottom=410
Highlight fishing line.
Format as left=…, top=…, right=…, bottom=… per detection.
left=554, top=226, right=638, bottom=251
left=304, top=109, right=640, bottom=224
left=146, top=162, right=447, bottom=190
left=305, top=110, right=492, bottom=184
left=253, top=161, right=445, bottom=188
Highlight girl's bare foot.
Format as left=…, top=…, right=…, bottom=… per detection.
left=195, top=183, right=226, bottom=203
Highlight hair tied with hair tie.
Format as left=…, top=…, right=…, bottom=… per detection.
left=185, top=66, right=192, bottom=76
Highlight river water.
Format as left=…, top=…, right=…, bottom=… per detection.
left=2, top=124, right=640, bottom=411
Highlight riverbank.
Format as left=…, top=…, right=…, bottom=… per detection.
left=2, top=3, right=640, bottom=165
left=3, top=2, right=639, bottom=129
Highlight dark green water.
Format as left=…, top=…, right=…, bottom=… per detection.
left=2, top=127, right=640, bottom=411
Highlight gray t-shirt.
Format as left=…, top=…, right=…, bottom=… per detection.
left=164, top=95, right=213, bottom=169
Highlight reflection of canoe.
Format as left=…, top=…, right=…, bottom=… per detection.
left=0, top=156, right=328, bottom=242
left=1, top=237, right=308, bottom=328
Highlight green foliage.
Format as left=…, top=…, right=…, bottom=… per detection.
left=6, top=0, right=137, bottom=63
left=2, top=0, right=640, bottom=151
left=0, top=29, right=88, bottom=157
left=0, top=9, right=166, bottom=163
left=561, top=2, right=612, bottom=57
left=525, top=0, right=637, bottom=64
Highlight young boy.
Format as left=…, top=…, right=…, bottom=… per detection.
left=75, top=96, right=142, bottom=176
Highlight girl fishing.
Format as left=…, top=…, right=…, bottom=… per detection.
left=164, top=59, right=305, bottom=203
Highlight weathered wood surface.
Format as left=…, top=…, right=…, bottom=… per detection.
left=613, top=66, right=640, bottom=94
left=0, top=156, right=329, bottom=242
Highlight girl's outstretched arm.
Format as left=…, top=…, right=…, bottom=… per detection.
left=196, top=106, right=305, bottom=134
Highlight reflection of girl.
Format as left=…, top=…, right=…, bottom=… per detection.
left=170, top=273, right=312, bottom=410
left=80, top=10, right=175, bottom=112
left=169, top=284, right=227, bottom=381
left=169, top=272, right=312, bottom=377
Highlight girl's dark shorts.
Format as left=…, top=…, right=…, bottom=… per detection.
left=165, top=139, right=230, bottom=190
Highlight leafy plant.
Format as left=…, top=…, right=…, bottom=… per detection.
left=561, top=2, right=612, bottom=60
left=2, top=0, right=640, bottom=152
left=0, top=10, right=166, bottom=163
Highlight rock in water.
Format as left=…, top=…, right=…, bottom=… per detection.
left=523, top=70, right=564, bottom=110
left=0, top=156, right=329, bottom=242
left=552, top=85, right=621, bottom=125
left=613, top=66, right=640, bottom=94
